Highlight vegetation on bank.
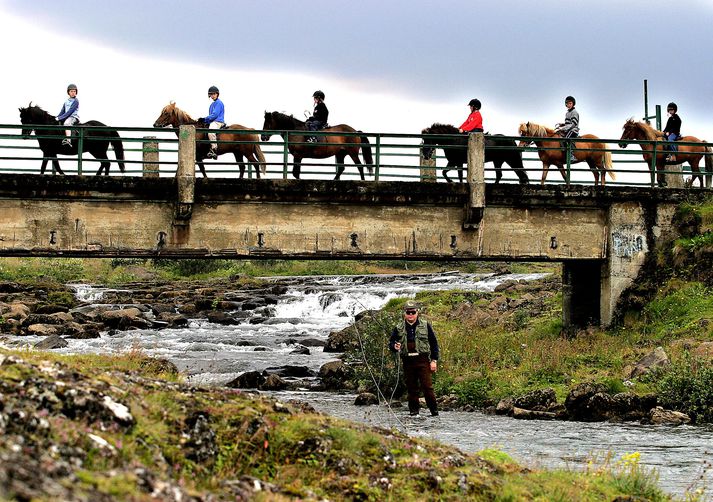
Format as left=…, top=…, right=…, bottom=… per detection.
left=0, top=349, right=671, bottom=501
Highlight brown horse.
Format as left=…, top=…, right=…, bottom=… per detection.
left=261, top=111, right=373, bottom=180
left=153, top=102, right=266, bottom=178
left=518, top=122, right=615, bottom=186
left=618, top=118, right=712, bottom=188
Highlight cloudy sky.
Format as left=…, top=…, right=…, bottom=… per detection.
left=2, top=0, right=713, bottom=141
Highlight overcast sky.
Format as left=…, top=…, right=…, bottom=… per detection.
left=2, top=0, right=713, bottom=140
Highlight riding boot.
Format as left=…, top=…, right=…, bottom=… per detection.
left=62, top=138, right=72, bottom=147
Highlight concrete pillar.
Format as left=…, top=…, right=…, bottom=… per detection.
left=562, top=260, right=602, bottom=331
left=464, top=132, right=485, bottom=229
left=665, top=163, right=685, bottom=188
left=175, top=125, right=196, bottom=223
left=419, top=145, right=437, bottom=182
left=142, top=136, right=159, bottom=178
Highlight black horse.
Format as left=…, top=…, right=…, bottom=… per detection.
left=19, top=103, right=125, bottom=175
left=421, top=123, right=528, bottom=184
left=261, top=111, right=373, bottom=180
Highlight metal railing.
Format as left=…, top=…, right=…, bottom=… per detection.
left=2, top=123, right=712, bottom=188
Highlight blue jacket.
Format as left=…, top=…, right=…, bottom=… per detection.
left=57, top=97, right=79, bottom=122
left=205, top=98, right=225, bottom=124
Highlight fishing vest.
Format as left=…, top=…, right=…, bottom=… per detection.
left=396, top=320, right=431, bottom=357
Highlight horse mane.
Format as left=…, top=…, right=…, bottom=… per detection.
left=624, top=118, right=664, bottom=141
left=422, top=123, right=459, bottom=135
left=520, top=122, right=555, bottom=137
left=166, top=102, right=195, bottom=124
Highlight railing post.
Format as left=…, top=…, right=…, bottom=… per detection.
left=374, top=134, right=381, bottom=181
left=76, top=126, right=84, bottom=175
left=175, top=125, right=195, bottom=223
left=142, top=136, right=159, bottom=178
left=283, top=132, right=289, bottom=180
left=419, top=140, right=437, bottom=182
left=464, top=132, right=485, bottom=229
left=565, top=139, right=572, bottom=184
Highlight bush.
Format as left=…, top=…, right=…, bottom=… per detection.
left=651, top=352, right=713, bottom=423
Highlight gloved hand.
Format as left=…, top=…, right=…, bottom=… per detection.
left=197, top=118, right=205, bottom=124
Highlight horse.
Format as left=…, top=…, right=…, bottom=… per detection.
left=420, top=123, right=529, bottom=184
left=18, top=103, right=125, bottom=175
left=518, top=122, right=615, bottom=186
left=618, top=118, right=712, bottom=188
left=261, top=111, right=373, bottom=180
left=153, top=102, right=266, bottom=178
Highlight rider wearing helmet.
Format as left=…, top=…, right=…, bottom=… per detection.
left=306, top=90, right=329, bottom=143
left=459, top=98, right=484, bottom=133
left=58, top=83, right=80, bottom=147
left=201, top=85, right=225, bottom=158
left=555, top=95, right=579, bottom=163
left=663, top=102, right=681, bottom=162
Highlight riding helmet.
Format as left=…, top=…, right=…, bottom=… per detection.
left=313, top=90, right=325, bottom=100
left=468, top=98, right=481, bottom=109
left=667, top=102, right=678, bottom=112
left=565, top=95, right=576, bottom=105
left=208, top=85, right=220, bottom=95
left=67, top=83, right=78, bottom=94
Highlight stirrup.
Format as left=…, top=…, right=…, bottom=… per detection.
left=62, top=138, right=72, bottom=146
left=207, top=149, right=217, bottom=159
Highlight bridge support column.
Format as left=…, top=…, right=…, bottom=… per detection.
left=419, top=146, right=437, bottom=182
left=175, top=125, right=196, bottom=225
left=464, top=132, right=485, bottom=229
left=562, top=260, right=602, bottom=331
left=142, top=136, right=159, bottom=178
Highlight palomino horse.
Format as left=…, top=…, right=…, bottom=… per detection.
left=153, top=102, right=266, bottom=178
left=421, top=123, right=529, bottom=184
left=19, top=103, right=125, bottom=175
left=261, top=111, right=373, bottom=180
left=518, top=122, right=614, bottom=186
left=618, top=118, right=712, bottom=188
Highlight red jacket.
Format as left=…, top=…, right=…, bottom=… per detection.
left=460, top=111, right=483, bottom=132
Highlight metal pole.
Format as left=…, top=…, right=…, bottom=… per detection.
left=283, top=132, right=289, bottom=180
left=374, top=135, right=381, bottom=181
left=655, top=104, right=662, bottom=131
left=643, top=79, right=649, bottom=124
left=76, top=126, right=84, bottom=175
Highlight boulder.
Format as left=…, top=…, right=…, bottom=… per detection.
left=263, top=365, right=315, bottom=378
left=27, top=324, right=59, bottom=337
left=34, top=333, right=68, bottom=350
left=289, top=345, right=311, bottom=355
left=261, top=374, right=287, bottom=391
left=354, top=392, right=379, bottom=406
left=512, top=407, right=557, bottom=420
left=630, top=346, right=669, bottom=378
left=648, top=406, right=691, bottom=425
left=226, top=371, right=265, bottom=389
left=513, top=388, right=557, bottom=411
left=319, top=360, right=353, bottom=390
left=564, top=382, right=608, bottom=421
left=495, top=397, right=514, bottom=416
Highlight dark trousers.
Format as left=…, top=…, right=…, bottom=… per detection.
left=402, top=354, right=437, bottom=414
left=306, top=120, right=325, bottom=132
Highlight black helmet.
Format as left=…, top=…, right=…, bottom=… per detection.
left=468, top=98, right=481, bottom=109
left=208, top=85, right=220, bottom=95
left=667, top=102, right=678, bottom=112
left=565, top=95, right=576, bottom=105
left=313, top=90, right=325, bottom=100
left=67, top=83, right=78, bottom=94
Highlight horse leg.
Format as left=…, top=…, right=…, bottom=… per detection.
left=93, top=151, right=110, bottom=176
left=197, top=159, right=208, bottom=178
left=234, top=153, right=246, bottom=179
left=347, top=150, right=365, bottom=181
left=335, top=152, right=347, bottom=180
left=442, top=168, right=452, bottom=183
left=689, top=160, right=702, bottom=187
left=458, top=165, right=464, bottom=183
left=244, top=152, right=261, bottom=179
left=493, top=161, right=503, bottom=184
left=540, top=162, right=550, bottom=185
left=293, top=156, right=302, bottom=179
left=40, top=157, right=49, bottom=175
left=586, top=159, right=601, bottom=186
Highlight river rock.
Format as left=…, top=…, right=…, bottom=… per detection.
left=34, top=333, right=68, bottom=350
left=319, top=360, right=353, bottom=390
left=280, top=337, right=325, bottom=347
left=226, top=371, right=265, bottom=389
left=261, top=374, right=287, bottom=391
left=35, top=304, right=70, bottom=314
left=354, top=392, right=379, bottom=406
left=647, top=406, right=691, bottom=425
left=513, top=388, right=557, bottom=411
left=630, top=346, right=669, bottom=378
left=27, top=324, right=59, bottom=337
left=289, top=345, right=311, bottom=355
left=206, top=311, right=242, bottom=325
left=263, top=365, right=315, bottom=378
left=564, top=382, right=608, bottom=421
left=512, top=407, right=557, bottom=420
left=324, top=325, right=357, bottom=352
left=495, top=397, right=514, bottom=416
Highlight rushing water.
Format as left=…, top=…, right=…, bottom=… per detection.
left=5, top=271, right=712, bottom=496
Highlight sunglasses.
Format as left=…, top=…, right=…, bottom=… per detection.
left=405, top=310, right=418, bottom=315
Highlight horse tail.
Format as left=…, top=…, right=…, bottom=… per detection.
left=358, top=132, right=374, bottom=175
left=604, top=149, right=615, bottom=180
left=705, top=144, right=713, bottom=187
left=255, top=143, right=267, bottom=175
left=110, top=132, right=126, bottom=173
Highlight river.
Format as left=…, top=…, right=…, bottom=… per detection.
left=7, top=271, right=713, bottom=497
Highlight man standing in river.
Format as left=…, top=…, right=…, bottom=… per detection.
left=389, top=300, right=440, bottom=416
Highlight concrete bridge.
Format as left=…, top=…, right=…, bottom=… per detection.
left=0, top=127, right=709, bottom=328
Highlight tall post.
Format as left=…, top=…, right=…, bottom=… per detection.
left=175, top=125, right=195, bottom=224
left=464, top=132, right=485, bottom=229
left=142, top=136, right=159, bottom=178
left=419, top=142, right=437, bottom=182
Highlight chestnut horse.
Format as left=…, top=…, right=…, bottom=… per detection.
left=618, top=118, right=712, bottom=188
left=153, top=102, right=266, bottom=178
left=518, top=122, right=614, bottom=186
left=261, top=111, right=373, bottom=180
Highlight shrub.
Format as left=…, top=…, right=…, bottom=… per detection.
left=651, top=352, right=713, bottom=423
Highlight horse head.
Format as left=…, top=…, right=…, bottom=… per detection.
left=18, top=102, right=50, bottom=136
left=153, top=102, right=178, bottom=128
left=518, top=122, right=533, bottom=147
left=618, top=119, right=639, bottom=148
left=420, top=127, right=436, bottom=160
left=261, top=111, right=283, bottom=141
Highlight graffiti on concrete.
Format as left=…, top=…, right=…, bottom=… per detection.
left=612, top=231, right=645, bottom=258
